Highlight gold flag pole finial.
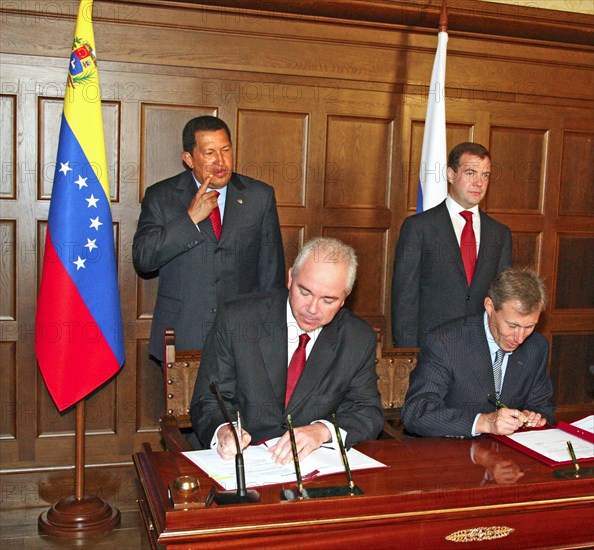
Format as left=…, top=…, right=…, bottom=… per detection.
left=439, top=0, right=448, bottom=32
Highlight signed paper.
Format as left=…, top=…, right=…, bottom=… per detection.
left=182, top=438, right=387, bottom=491
left=506, top=421, right=594, bottom=463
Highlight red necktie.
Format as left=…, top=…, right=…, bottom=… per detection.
left=285, top=333, right=310, bottom=408
left=460, top=210, right=476, bottom=285
left=209, top=191, right=222, bottom=240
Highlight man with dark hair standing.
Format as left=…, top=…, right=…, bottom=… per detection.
left=401, top=267, right=555, bottom=438
left=391, top=142, right=512, bottom=347
left=133, top=116, right=285, bottom=364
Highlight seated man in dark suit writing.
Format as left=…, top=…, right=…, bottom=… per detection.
left=190, top=237, right=383, bottom=463
left=401, top=267, right=555, bottom=438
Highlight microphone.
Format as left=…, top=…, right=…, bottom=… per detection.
left=209, top=377, right=259, bottom=505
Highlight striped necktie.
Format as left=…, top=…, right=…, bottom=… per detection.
left=493, top=348, right=504, bottom=398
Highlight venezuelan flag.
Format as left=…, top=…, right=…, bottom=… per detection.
left=35, top=0, right=124, bottom=411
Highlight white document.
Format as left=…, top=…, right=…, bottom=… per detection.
left=182, top=439, right=387, bottom=491
left=506, top=425, right=594, bottom=463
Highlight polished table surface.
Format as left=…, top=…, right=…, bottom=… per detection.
left=134, top=436, right=594, bottom=549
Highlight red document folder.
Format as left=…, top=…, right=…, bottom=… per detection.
left=490, top=415, right=594, bottom=467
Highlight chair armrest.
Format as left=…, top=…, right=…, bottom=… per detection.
left=159, top=414, right=193, bottom=452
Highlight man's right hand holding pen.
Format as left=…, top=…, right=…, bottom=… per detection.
left=216, top=423, right=251, bottom=460
left=477, top=394, right=547, bottom=435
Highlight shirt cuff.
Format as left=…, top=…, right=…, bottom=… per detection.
left=311, top=419, right=347, bottom=448
left=471, top=414, right=482, bottom=437
left=210, top=421, right=236, bottom=448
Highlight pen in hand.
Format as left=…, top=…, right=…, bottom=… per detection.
left=236, top=410, right=243, bottom=452
left=487, top=394, right=530, bottom=427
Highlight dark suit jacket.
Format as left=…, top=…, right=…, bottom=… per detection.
left=190, top=288, right=384, bottom=448
left=391, top=200, right=512, bottom=347
left=133, top=170, right=285, bottom=360
left=401, top=313, right=555, bottom=438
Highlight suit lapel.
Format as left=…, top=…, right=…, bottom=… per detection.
left=258, top=290, right=289, bottom=406
left=473, top=211, right=493, bottom=283
left=464, top=317, right=495, bottom=396
left=499, top=346, right=527, bottom=402
left=176, top=171, right=219, bottom=241
left=431, top=202, right=467, bottom=284
left=177, top=170, right=199, bottom=208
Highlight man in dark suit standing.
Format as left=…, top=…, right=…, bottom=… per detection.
left=391, top=142, right=512, bottom=347
left=133, top=116, right=285, bottom=363
left=190, top=237, right=383, bottom=463
left=401, top=268, right=555, bottom=438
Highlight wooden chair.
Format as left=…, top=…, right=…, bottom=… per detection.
left=375, top=346, right=419, bottom=439
left=159, top=328, right=202, bottom=452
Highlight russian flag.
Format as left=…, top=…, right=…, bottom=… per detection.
left=416, top=28, right=448, bottom=213
left=35, top=0, right=125, bottom=411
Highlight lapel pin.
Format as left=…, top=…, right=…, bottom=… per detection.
left=237, top=199, right=243, bottom=204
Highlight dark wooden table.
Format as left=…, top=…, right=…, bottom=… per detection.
left=133, top=437, right=594, bottom=549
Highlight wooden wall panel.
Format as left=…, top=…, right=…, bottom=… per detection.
left=0, top=341, right=16, bottom=439
left=324, top=116, right=393, bottom=209
left=0, top=220, right=16, bottom=320
left=324, top=227, right=387, bottom=322
left=0, top=95, right=16, bottom=199
left=236, top=110, right=308, bottom=207
left=559, top=131, right=594, bottom=217
left=0, top=0, right=592, bottom=471
left=135, top=341, right=165, bottom=432
left=550, top=334, right=594, bottom=414
left=488, top=126, right=546, bottom=213
left=511, top=231, right=541, bottom=270
left=554, top=235, right=594, bottom=310
left=281, top=225, right=305, bottom=272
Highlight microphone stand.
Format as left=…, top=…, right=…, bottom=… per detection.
left=209, top=380, right=260, bottom=505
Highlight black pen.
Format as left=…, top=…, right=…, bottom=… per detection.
left=332, top=414, right=355, bottom=495
left=286, top=414, right=304, bottom=497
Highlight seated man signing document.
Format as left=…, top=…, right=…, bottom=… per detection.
left=401, top=267, right=555, bottom=438
left=190, top=237, right=383, bottom=463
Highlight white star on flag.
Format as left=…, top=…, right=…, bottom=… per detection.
left=59, top=161, right=72, bottom=175
left=74, top=175, right=88, bottom=189
left=73, top=256, right=86, bottom=270
left=85, top=194, right=99, bottom=207
left=84, top=238, right=98, bottom=252
left=89, top=216, right=103, bottom=230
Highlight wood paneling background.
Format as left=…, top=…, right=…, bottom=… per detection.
left=0, top=0, right=592, bottom=471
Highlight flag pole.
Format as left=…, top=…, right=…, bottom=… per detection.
left=39, top=401, right=121, bottom=536
left=36, top=0, right=124, bottom=536
left=75, top=401, right=86, bottom=501
left=439, top=0, right=448, bottom=33
left=416, top=0, right=449, bottom=212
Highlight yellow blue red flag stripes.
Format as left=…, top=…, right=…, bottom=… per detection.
left=35, top=0, right=124, bottom=411
left=416, top=29, right=448, bottom=213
